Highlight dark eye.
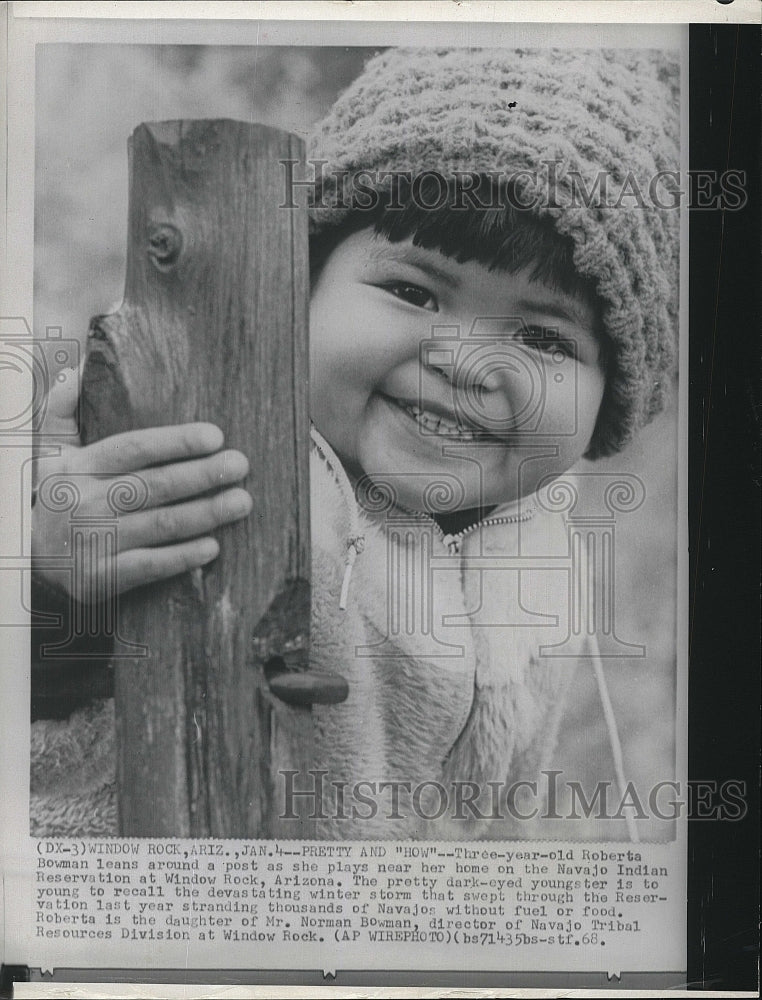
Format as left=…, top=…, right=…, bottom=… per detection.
left=383, top=282, right=438, bottom=311
left=518, top=325, right=576, bottom=357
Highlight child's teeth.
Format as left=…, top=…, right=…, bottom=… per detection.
left=399, top=400, right=476, bottom=439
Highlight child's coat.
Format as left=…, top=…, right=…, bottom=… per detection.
left=306, top=430, right=590, bottom=839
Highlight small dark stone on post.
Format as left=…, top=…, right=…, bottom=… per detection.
left=267, top=667, right=350, bottom=707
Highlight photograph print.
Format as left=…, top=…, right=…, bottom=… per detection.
left=30, top=40, right=681, bottom=844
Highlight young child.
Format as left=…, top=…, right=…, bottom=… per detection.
left=30, top=47, right=679, bottom=840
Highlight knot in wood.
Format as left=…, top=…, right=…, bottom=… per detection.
left=147, top=223, right=182, bottom=267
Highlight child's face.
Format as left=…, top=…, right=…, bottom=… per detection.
left=310, top=228, right=606, bottom=512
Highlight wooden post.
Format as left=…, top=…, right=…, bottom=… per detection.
left=80, top=120, right=313, bottom=838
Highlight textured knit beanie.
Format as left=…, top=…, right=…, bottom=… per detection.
left=307, top=47, right=680, bottom=458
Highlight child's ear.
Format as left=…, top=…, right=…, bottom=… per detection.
left=583, top=417, right=613, bottom=462
left=598, top=331, right=612, bottom=372
left=583, top=397, right=609, bottom=462
left=583, top=330, right=611, bottom=461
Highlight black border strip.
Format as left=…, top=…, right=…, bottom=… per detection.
left=687, top=22, right=761, bottom=993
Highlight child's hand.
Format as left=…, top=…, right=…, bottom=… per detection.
left=32, top=365, right=253, bottom=598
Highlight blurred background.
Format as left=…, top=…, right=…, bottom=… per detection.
left=35, top=44, right=377, bottom=341
left=34, top=44, right=679, bottom=838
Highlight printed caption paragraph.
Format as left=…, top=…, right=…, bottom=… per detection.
left=29, top=839, right=683, bottom=974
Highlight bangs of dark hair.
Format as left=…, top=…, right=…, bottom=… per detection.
left=309, top=174, right=597, bottom=306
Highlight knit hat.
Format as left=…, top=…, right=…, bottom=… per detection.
left=307, top=47, right=680, bottom=457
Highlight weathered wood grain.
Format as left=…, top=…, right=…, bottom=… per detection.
left=81, top=120, right=310, bottom=838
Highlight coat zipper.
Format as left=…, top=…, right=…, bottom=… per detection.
left=402, top=506, right=537, bottom=555
left=311, top=424, right=536, bottom=600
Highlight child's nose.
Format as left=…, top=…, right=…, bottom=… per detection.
left=472, top=365, right=511, bottom=394
left=449, top=344, right=541, bottom=428
left=453, top=343, right=536, bottom=393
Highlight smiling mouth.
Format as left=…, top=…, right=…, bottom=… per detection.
left=383, top=394, right=483, bottom=441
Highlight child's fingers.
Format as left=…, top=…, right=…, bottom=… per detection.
left=138, top=449, right=249, bottom=507
left=83, top=423, right=225, bottom=473
left=115, top=537, right=220, bottom=593
left=116, top=488, right=253, bottom=551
